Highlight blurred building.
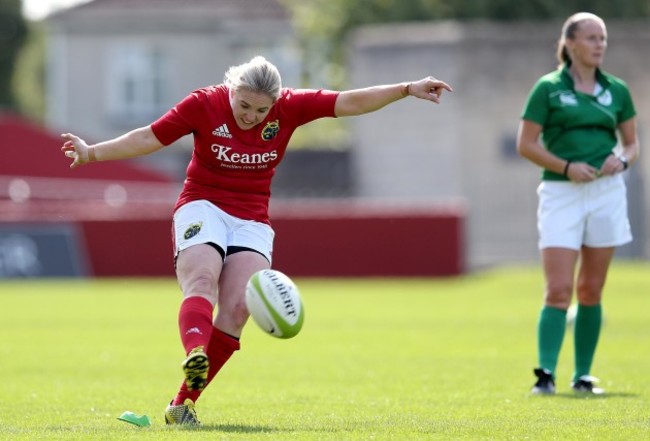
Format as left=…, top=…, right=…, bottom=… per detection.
left=33, top=0, right=463, bottom=279
left=347, top=20, right=650, bottom=267
left=41, top=4, right=650, bottom=269
left=45, top=0, right=299, bottom=179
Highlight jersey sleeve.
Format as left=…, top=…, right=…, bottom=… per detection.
left=521, top=78, right=549, bottom=126
left=617, top=81, right=637, bottom=124
left=150, top=92, right=203, bottom=146
left=285, top=89, right=339, bottom=126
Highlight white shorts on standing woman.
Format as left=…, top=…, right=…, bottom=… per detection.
left=537, top=174, right=632, bottom=250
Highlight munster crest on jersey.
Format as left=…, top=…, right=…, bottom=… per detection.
left=184, top=222, right=203, bottom=240
left=261, top=120, right=280, bottom=141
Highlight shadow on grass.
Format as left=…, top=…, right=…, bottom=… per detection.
left=170, top=423, right=281, bottom=433
left=554, top=392, right=639, bottom=400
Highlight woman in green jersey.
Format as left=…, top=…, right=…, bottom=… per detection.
left=516, top=12, right=639, bottom=395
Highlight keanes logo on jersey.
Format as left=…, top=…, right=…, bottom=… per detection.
left=184, top=222, right=203, bottom=240
left=211, top=144, right=278, bottom=165
left=212, top=123, right=233, bottom=139
left=261, top=120, right=280, bottom=141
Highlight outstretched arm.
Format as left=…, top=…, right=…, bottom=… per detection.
left=61, top=125, right=165, bottom=169
left=334, top=76, right=453, bottom=117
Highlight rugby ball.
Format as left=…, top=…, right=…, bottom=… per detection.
left=245, top=269, right=304, bottom=339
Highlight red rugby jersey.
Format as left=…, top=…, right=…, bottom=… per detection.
left=151, top=85, right=339, bottom=224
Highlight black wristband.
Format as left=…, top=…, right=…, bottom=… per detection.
left=619, top=156, right=629, bottom=170
left=563, top=160, right=572, bottom=177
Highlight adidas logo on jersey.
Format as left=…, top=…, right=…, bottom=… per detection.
left=212, top=123, right=232, bottom=139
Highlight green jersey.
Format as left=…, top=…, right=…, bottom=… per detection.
left=522, top=65, right=636, bottom=180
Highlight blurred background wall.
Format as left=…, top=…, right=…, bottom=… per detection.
left=347, top=20, right=650, bottom=268
left=45, top=0, right=300, bottom=179
left=2, top=0, right=649, bottom=277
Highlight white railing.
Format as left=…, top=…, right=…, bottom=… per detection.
left=0, top=175, right=180, bottom=221
left=0, top=175, right=179, bottom=205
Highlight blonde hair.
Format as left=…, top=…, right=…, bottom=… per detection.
left=556, top=12, right=605, bottom=67
left=224, top=56, right=282, bottom=101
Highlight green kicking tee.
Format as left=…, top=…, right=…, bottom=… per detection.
left=521, top=65, right=636, bottom=181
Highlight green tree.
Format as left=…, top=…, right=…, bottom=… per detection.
left=279, top=0, right=649, bottom=148
left=281, top=0, right=650, bottom=88
left=0, top=0, right=28, bottom=112
left=14, top=21, right=45, bottom=121
left=447, top=0, right=649, bottom=20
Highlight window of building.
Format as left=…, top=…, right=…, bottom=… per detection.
left=106, top=43, right=167, bottom=125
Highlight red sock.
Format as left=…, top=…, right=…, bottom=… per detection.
left=178, top=296, right=214, bottom=354
left=172, top=328, right=241, bottom=405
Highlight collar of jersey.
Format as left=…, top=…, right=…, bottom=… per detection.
left=560, top=64, right=611, bottom=96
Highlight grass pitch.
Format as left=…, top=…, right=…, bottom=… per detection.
left=1, top=263, right=649, bottom=440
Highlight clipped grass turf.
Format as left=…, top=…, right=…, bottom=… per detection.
left=1, top=263, right=649, bottom=440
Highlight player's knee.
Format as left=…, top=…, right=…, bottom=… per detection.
left=215, top=299, right=249, bottom=331
left=544, top=281, right=572, bottom=308
left=576, top=284, right=603, bottom=305
left=576, top=276, right=604, bottom=301
left=180, top=268, right=219, bottom=301
left=230, top=299, right=250, bottom=328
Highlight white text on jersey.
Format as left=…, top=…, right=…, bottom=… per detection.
left=211, top=144, right=278, bottom=164
left=212, top=124, right=233, bottom=139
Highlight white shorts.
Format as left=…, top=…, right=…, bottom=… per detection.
left=537, top=174, right=632, bottom=250
left=172, top=200, right=275, bottom=263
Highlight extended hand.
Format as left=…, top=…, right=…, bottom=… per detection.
left=409, top=76, right=453, bottom=104
left=60, top=133, right=92, bottom=168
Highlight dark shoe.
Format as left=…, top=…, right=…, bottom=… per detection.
left=182, top=346, right=209, bottom=392
left=571, top=375, right=604, bottom=395
left=531, top=367, right=555, bottom=395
